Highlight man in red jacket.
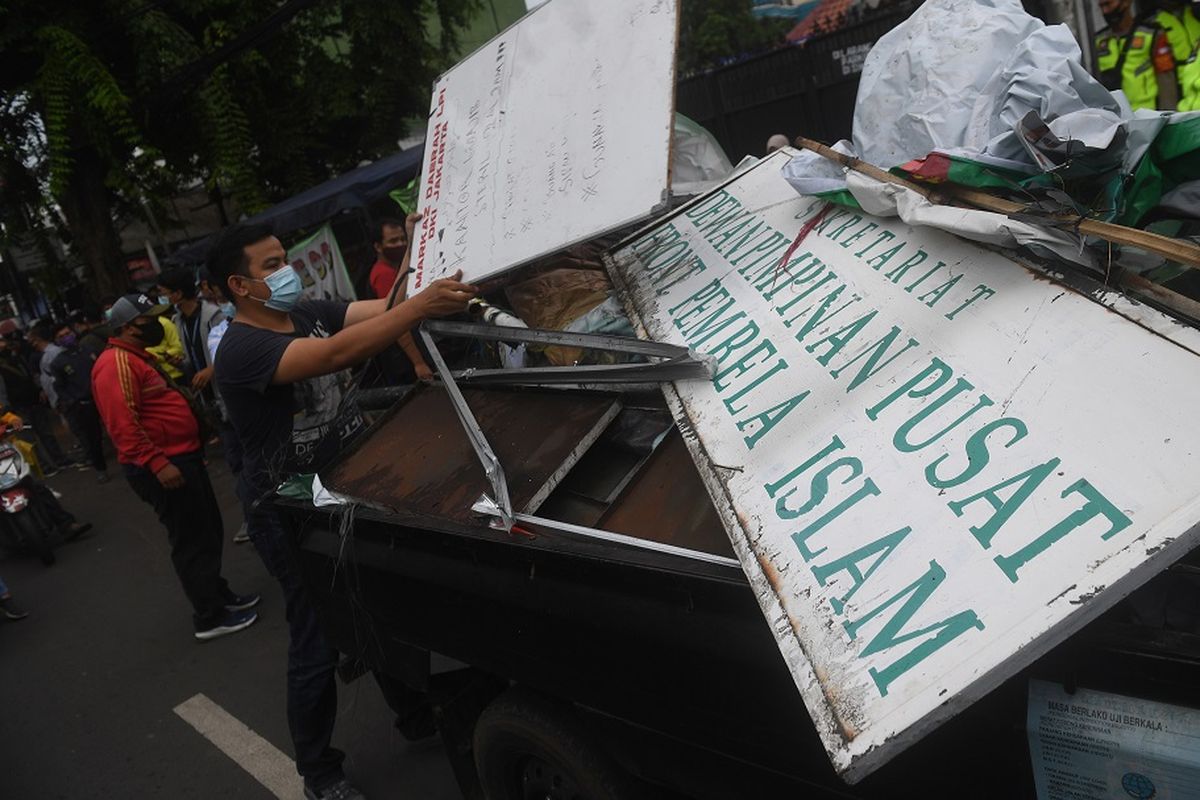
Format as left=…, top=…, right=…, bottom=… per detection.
left=366, top=215, right=432, bottom=381
left=92, top=293, right=259, bottom=641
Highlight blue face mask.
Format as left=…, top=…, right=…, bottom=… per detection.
left=255, top=266, right=303, bottom=312
left=219, top=301, right=236, bottom=320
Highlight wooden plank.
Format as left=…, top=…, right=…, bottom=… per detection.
left=794, top=136, right=1200, bottom=273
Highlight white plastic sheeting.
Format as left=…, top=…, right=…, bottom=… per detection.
left=847, top=171, right=1097, bottom=266
left=780, top=155, right=1098, bottom=268
left=853, top=0, right=1118, bottom=167
left=780, top=0, right=1174, bottom=269
left=671, top=114, right=735, bottom=196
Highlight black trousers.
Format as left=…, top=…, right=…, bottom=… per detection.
left=126, top=452, right=230, bottom=628
left=217, top=420, right=243, bottom=475
left=20, top=404, right=66, bottom=467
left=63, top=401, right=107, bottom=473
left=239, top=479, right=343, bottom=790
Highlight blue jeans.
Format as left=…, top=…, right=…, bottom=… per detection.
left=239, top=478, right=344, bottom=790
left=0, top=574, right=9, bottom=597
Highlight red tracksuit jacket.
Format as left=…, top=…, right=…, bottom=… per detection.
left=91, top=338, right=200, bottom=473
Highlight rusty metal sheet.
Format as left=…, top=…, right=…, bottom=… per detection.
left=606, top=150, right=1200, bottom=782
left=598, top=431, right=733, bottom=558
left=322, top=385, right=619, bottom=523
left=536, top=419, right=733, bottom=558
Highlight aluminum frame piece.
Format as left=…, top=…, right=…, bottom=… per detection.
left=423, top=319, right=713, bottom=364
left=471, top=495, right=741, bottom=569
left=453, top=358, right=710, bottom=385
left=419, top=328, right=515, bottom=531
left=419, top=319, right=714, bottom=536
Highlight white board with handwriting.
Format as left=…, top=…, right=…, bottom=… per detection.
left=411, top=0, right=678, bottom=291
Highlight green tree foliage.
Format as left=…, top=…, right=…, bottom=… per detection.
left=677, top=0, right=790, bottom=76
left=0, top=0, right=479, bottom=297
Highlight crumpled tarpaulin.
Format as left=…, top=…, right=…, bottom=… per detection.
left=781, top=0, right=1200, bottom=275
left=853, top=0, right=1118, bottom=169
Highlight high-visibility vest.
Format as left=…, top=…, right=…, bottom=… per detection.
left=1096, top=25, right=1160, bottom=110
left=1178, top=39, right=1200, bottom=111
left=1156, top=6, right=1200, bottom=109
left=1154, top=6, right=1200, bottom=63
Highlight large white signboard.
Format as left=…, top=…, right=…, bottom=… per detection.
left=412, top=0, right=677, bottom=291
left=1028, top=681, right=1200, bottom=800
left=608, top=151, right=1200, bottom=781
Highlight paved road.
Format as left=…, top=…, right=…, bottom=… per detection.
left=0, top=450, right=463, bottom=800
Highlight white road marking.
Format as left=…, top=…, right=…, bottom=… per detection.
left=173, top=693, right=304, bottom=799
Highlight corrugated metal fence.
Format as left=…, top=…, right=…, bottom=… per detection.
left=676, top=8, right=917, bottom=160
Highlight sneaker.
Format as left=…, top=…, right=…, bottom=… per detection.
left=232, top=523, right=250, bottom=544
left=224, top=592, right=260, bottom=612
left=194, top=609, right=257, bottom=641
left=0, top=597, right=29, bottom=621
left=304, top=777, right=366, bottom=800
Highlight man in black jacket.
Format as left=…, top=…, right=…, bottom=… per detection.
left=0, top=333, right=66, bottom=473
left=50, top=322, right=108, bottom=483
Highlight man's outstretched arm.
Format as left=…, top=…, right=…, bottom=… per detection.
left=272, top=272, right=476, bottom=384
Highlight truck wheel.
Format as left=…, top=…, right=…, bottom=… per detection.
left=473, top=688, right=641, bottom=800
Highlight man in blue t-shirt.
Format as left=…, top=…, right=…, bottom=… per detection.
left=208, top=221, right=475, bottom=800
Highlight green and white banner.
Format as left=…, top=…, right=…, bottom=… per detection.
left=287, top=224, right=356, bottom=303
left=608, top=150, right=1200, bottom=782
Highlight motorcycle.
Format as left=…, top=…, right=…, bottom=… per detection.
left=0, top=422, right=85, bottom=565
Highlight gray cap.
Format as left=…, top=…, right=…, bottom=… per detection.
left=106, top=293, right=170, bottom=328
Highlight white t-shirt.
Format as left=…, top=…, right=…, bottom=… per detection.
left=207, top=318, right=229, bottom=366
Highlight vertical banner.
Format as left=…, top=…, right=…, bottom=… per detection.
left=287, top=224, right=357, bottom=302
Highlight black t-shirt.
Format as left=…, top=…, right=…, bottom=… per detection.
left=79, top=326, right=110, bottom=361
left=178, top=307, right=206, bottom=376
left=50, top=346, right=97, bottom=406
left=214, top=300, right=366, bottom=498
left=0, top=354, right=39, bottom=407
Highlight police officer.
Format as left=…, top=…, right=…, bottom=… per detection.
left=1096, top=0, right=1200, bottom=110
left=1170, top=2, right=1200, bottom=109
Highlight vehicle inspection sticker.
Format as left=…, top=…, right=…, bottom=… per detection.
left=1028, top=679, right=1200, bottom=800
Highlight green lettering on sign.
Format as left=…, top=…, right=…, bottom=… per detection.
left=993, top=480, right=1132, bottom=583
left=811, top=526, right=913, bottom=615
left=925, top=417, right=1028, bottom=489
left=842, top=560, right=985, bottom=698
left=948, top=458, right=1061, bottom=549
